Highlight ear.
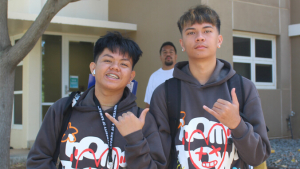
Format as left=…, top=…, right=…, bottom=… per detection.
left=89, top=62, right=96, bottom=76
left=179, top=39, right=185, bottom=51
left=129, top=70, right=136, bottom=84
left=217, top=35, right=223, bottom=48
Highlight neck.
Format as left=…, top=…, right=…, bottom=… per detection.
left=162, top=64, right=174, bottom=70
left=94, top=85, right=123, bottom=109
left=188, top=57, right=216, bottom=85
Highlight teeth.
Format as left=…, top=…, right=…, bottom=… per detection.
left=202, top=160, right=217, bottom=168
left=107, top=74, right=119, bottom=79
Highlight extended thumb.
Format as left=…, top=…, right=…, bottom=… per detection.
left=139, top=108, right=149, bottom=122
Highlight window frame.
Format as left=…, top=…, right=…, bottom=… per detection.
left=233, top=31, right=276, bottom=89
left=11, top=34, right=24, bottom=129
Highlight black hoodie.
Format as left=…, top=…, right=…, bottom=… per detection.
left=27, top=87, right=167, bottom=169
left=150, top=59, right=271, bottom=169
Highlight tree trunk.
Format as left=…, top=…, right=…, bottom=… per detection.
left=0, top=53, right=15, bottom=168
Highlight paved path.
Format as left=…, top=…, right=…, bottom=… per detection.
left=10, top=149, right=29, bottom=168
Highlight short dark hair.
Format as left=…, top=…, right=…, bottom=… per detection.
left=159, top=42, right=177, bottom=54
left=177, top=5, right=221, bottom=34
left=93, top=31, right=142, bottom=69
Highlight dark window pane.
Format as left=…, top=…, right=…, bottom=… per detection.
left=14, top=66, right=23, bottom=91
left=42, top=35, right=62, bottom=102
left=69, top=41, right=94, bottom=92
left=233, top=63, right=251, bottom=80
left=14, top=94, right=22, bottom=125
left=233, top=37, right=251, bottom=57
left=255, top=39, right=272, bottom=58
left=42, top=105, right=51, bottom=121
left=256, top=64, right=272, bottom=82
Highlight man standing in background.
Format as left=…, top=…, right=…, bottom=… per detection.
left=144, top=42, right=177, bottom=108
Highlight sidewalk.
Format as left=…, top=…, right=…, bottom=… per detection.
left=10, top=149, right=29, bottom=166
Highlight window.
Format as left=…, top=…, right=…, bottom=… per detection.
left=12, top=38, right=23, bottom=129
left=233, top=32, right=276, bottom=89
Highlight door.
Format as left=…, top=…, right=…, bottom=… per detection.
left=62, top=36, right=97, bottom=97
left=41, top=34, right=97, bottom=121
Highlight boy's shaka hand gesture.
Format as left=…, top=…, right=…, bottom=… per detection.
left=105, top=108, right=149, bottom=137
left=203, top=88, right=241, bottom=129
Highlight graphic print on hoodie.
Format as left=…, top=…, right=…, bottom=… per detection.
left=176, top=115, right=239, bottom=169
left=27, top=87, right=167, bottom=169
left=60, top=122, right=127, bottom=169
left=150, top=59, right=271, bottom=169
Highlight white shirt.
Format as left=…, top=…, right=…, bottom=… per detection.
left=144, top=68, right=174, bottom=104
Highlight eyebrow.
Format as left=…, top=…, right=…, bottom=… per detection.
left=103, top=54, right=131, bottom=62
left=184, top=25, right=214, bottom=32
left=184, top=27, right=196, bottom=32
left=203, top=25, right=213, bottom=29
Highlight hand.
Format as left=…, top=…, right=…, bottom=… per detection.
left=105, top=108, right=149, bottom=137
left=203, top=88, right=241, bottom=129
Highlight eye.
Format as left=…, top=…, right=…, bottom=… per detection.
left=104, top=59, right=111, bottom=63
left=204, top=30, right=212, bottom=33
left=209, top=145, right=221, bottom=157
left=187, top=31, right=195, bottom=35
left=121, top=63, right=129, bottom=67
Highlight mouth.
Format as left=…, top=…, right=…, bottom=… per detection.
left=195, top=45, right=207, bottom=49
left=202, top=160, right=217, bottom=168
left=106, top=73, right=119, bottom=79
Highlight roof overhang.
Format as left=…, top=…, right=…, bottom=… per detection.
left=8, top=12, right=137, bottom=36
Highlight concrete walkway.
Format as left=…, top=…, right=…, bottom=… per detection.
left=10, top=149, right=29, bottom=166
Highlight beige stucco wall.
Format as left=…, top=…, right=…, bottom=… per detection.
left=290, top=0, right=300, bottom=24
left=291, top=36, right=300, bottom=139
left=109, top=0, right=292, bottom=138
left=291, top=0, right=300, bottom=139
left=8, top=0, right=109, bottom=21
left=25, top=38, right=42, bottom=148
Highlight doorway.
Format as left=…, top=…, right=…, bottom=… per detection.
left=41, top=34, right=97, bottom=120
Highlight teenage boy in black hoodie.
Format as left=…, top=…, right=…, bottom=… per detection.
left=150, top=5, right=271, bottom=169
left=27, top=32, right=167, bottom=169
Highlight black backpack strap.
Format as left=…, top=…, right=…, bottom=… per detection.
left=53, top=91, right=80, bottom=166
left=137, top=107, right=141, bottom=117
left=227, top=74, right=248, bottom=121
left=165, top=78, right=181, bottom=169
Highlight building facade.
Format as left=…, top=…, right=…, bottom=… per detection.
left=7, top=0, right=299, bottom=149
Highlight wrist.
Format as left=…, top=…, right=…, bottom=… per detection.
left=123, top=130, right=144, bottom=145
left=229, top=116, right=241, bottom=129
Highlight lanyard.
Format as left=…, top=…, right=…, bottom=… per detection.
left=94, top=94, right=118, bottom=169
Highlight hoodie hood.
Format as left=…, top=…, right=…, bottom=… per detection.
left=173, top=59, right=236, bottom=88
left=73, top=86, right=137, bottom=114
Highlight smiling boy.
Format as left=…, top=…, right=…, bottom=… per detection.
left=150, top=5, right=270, bottom=169
left=27, top=32, right=167, bottom=169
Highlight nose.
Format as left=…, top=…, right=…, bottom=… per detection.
left=196, top=32, right=205, bottom=42
left=109, top=62, right=120, bottom=71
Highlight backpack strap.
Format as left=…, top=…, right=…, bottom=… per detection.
left=53, top=91, right=81, bottom=166
left=227, top=74, right=249, bottom=122
left=137, top=107, right=141, bottom=117
left=165, top=78, right=181, bottom=169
